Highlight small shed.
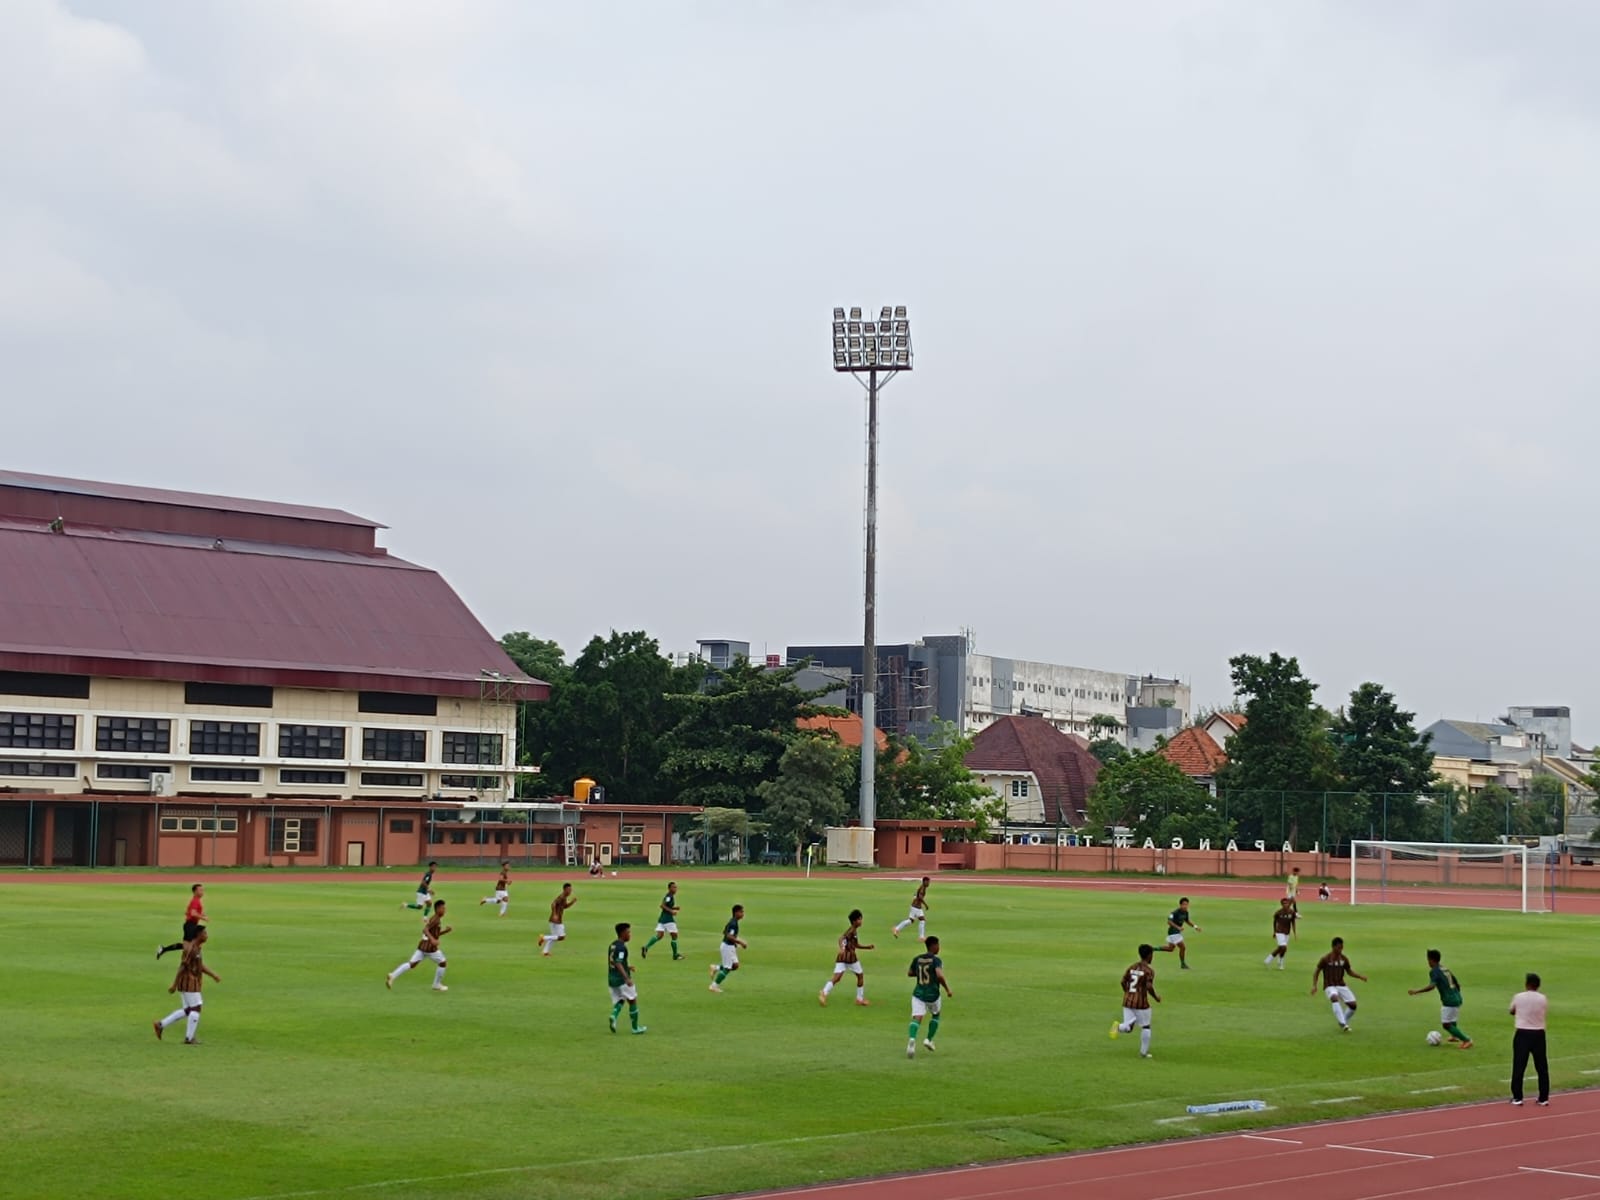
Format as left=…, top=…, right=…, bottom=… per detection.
left=875, top=819, right=975, bottom=870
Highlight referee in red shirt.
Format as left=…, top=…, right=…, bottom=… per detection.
left=157, top=883, right=207, bottom=960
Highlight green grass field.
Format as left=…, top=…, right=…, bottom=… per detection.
left=8, top=871, right=1595, bottom=1200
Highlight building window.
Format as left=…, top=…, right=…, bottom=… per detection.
left=442, top=732, right=504, bottom=765
left=360, top=771, right=424, bottom=788
left=620, top=823, right=644, bottom=854
left=97, top=716, right=171, bottom=754
left=362, top=728, right=427, bottom=762
left=159, top=816, right=238, bottom=833
left=279, top=725, right=346, bottom=760
left=189, top=721, right=261, bottom=757
left=189, top=766, right=261, bottom=783
left=1010, top=779, right=1029, bottom=798
left=280, top=769, right=347, bottom=785
left=358, top=692, right=438, bottom=717
left=441, top=774, right=501, bottom=790
left=0, top=712, right=77, bottom=750
left=388, top=818, right=414, bottom=834
left=0, top=760, right=75, bottom=777
left=0, top=671, right=91, bottom=699
left=96, top=762, right=172, bottom=780
left=184, top=682, right=273, bottom=708
left=269, top=816, right=318, bottom=854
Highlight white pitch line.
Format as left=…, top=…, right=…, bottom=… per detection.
left=1521, top=1167, right=1600, bottom=1181
left=1408, top=1085, right=1461, bottom=1095
left=1310, top=1096, right=1364, bottom=1105
left=1240, top=1134, right=1302, bottom=1145
left=1154, top=1116, right=1196, bottom=1126
left=1326, top=1144, right=1434, bottom=1159
left=1581, top=1068, right=1600, bottom=1076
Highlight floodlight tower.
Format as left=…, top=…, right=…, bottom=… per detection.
left=832, top=304, right=913, bottom=833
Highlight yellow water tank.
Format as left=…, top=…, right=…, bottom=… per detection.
left=574, top=777, right=597, bottom=803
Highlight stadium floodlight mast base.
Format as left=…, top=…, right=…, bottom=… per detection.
left=832, top=305, right=913, bottom=836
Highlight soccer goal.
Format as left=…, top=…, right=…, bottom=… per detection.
left=1349, top=840, right=1549, bottom=913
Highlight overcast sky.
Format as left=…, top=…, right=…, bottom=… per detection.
left=5, top=1, right=1599, bottom=744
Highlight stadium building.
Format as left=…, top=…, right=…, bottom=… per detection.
left=0, top=471, right=675, bottom=869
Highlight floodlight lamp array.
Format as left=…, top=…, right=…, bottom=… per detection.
left=832, top=304, right=911, bottom=372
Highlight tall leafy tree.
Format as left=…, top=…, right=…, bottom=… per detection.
left=499, top=632, right=568, bottom=687
left=1456, top=783, right=1516, bottom=843
left=1086, top=752, right=1232, bottom=846
left=1215, top=652, right=1339, bottom=846
left=500, top=633, right=567, bottom=796
left=1332, top=683, right=1436, bottom=839
left=659, top=658, right=828, bottom=809
left=534, top=630, right=702, bottom=804
left=755, top=735, right=852, bottom=862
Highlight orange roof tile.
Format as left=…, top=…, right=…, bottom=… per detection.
left=797, top=713, right=889, bottom=752
left=1160, top=726, right=1229, bottom=777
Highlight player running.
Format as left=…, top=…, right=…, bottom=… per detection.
left=709, top=904, right=746, bottom=993
left=1408, top=948, right=1472, bottom=1048
left=607, top=923, right=646, bottom=1035
left=892, top=876, right=931, bottom=941
left=906, top=935, right=952, bottom=1058
left=479, top=861, right=511, bottom=916
left=403, top=861, right=438, bottom=911
left=820, top=909, right=875, bottom=1006
left=641, top=881, right=681, bottom=960
left=1154, top=897, right=1201, bottom=969
left=538, top=883, right=577, bottom=956
left=387, top=899, right=452, bottom=992
left=1264, top=896, right=1297, bottom=969
left=1110, top=943, right=1161, bottom=1058
left=1310, top=936, right=1367, bottom=1032
left=153, top=928, right=220, bottom=1045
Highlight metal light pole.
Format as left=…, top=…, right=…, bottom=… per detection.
left=832, top=304, right=912, bottom=833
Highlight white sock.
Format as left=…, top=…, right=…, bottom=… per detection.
left=498, top=902, right=507, bottom=915
left=894, top=920, right=909, bottom=933
left=160, top=1009, right=185, bottom=1029
left=856, top=986, right=865, bottom=1001
left=433, top=965, right=447, bottom=987
left=1334, top=1003, right=1348, bottom=1026
left=1140, top=1028, right=1151, bottom=1054
left=822, top=981, right=835, bottom=996
left=1119, top=1020, right=1132, bottom=1033
left=917, top=922, right=926, bottom=938
left=391, top=962, right=412, bottom=980
left=185, top=1009, right=201, bottom=1040
left=1265, top=956, right=1274, bottom=965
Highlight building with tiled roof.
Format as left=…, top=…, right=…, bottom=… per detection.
left=0, top=471, right=569, bottom=869
left=964, top=714, right=1101, bottom=827
left=797, top=712, right=889, bottom=752
left=1159, top=726, right=1230, bottom=791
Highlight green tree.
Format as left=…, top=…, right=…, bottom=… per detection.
left=1455, top=783, right=1516, bottom=843
left=500, top=633, right=567, bottom=797
left=499, top=632, right=568, bottom=686
left=875, top=720, right=1002, bottom=838
left=755, top=736, right=852, bottom=863
left=1523, top=775, right=1566, bottom=838
left=1331, top=682, right=1436, bottom=840
left=1215, top=652, right=1339, bottom=847
left=1087, top=713, right=1121, bottom=738
left=534, top=630, right=702, bottom=804
left=1086, top=752, right=1231, bottom=845
left=660, top=658, right=828, bottom=810
left=1089, top=737, right=1129, bottom=766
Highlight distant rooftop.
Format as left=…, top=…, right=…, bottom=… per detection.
left=0, top=469, right=381, bottom=529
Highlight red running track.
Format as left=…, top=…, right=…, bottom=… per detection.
left=727, top=1090, right=1600, bottom=1200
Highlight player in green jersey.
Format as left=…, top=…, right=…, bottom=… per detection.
left=641, top=881, right=681, bottom=960
left=1408, top=948, right=1471, bottom=1048
left=607, top=923, right=646, bottom=1034
left=403, top=862, right=438, bottom=910
left=1154, top=897, right=1201, bottom=969
left=709, top=904, right=745, bottom=992
left=906, top=935, right=952, bottom=1058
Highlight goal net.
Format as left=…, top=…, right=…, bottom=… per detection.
left=1349, top=840, right=1549, bottom=912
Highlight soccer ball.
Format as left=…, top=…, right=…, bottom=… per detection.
left=1426, top=1030, right=1442, bottom=1046
left=611, top=870, right=618, bottom=877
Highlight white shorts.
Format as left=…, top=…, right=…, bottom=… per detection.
left=1324, top=986, right=1356, bottom=1005
left=1121, top=1005, right=1152, bottom=1029
left=1439, top=1005, right=1460, bottom=1024
left=548, top=923, right=566, bottom=939
left=415, top=892, right=431, bottom=906
left=179, top=990, right=203, bottom=1010
left=408, top=949, right=447, bottom=965
left=1166, top=933, right=1185, bottom=946
left=832, top=961, right=864, bottom=976
left=719, top=943, right=739, bottom=969
left=907, top=906, right=925, bottom=920
left=655, top=922, right=678, bottom=934
left=492, top=889, right=508, bottom=902
left=911, top=996, right=941, bottom=1019
left=609, top=983, right=638, bottom=1003
left=1275, top=933, right=1290, bottom=948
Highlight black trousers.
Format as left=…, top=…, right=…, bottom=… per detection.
left=1511, top=1028, right=1549, bottom=1102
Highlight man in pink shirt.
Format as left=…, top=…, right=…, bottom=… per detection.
left=1509, top=972, right=1549, bottom=1107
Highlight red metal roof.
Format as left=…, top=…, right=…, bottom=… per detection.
left=0, top=470, right=379, bottom=528
left=0, top=522, right=543, bottom=700
left=964, top=715, right=1101, bottom=825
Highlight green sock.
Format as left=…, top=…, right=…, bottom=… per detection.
left=643, top=934, right=661, bottom=952
left=714, top=969, right=728, bottom=984
left=629, top=1003, right=640, bottom=1030
left=927, top=1016, right=941, bottom=1041
left=611, top=1002, right=623, bottom=1022
left=1448, top=1023, right=1468, bottom=1041
left=670, top=937, right=680, bottom=958
left=907, top=1021, right=920, bottom=1040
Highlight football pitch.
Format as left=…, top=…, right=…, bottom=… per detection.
left=9, top=871, right=1596, bottom=1200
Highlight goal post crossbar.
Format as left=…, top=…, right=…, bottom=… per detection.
left=1349, top=840, right=1548, bottom=913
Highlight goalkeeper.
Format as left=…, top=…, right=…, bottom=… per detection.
left=1407, top=948, right=1472, bottom=1048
